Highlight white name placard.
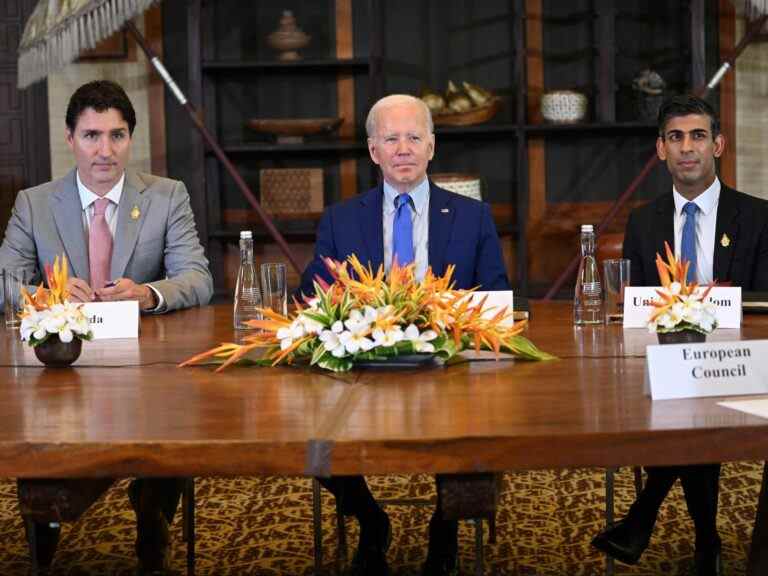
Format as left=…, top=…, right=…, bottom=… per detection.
left=465, top=291, right=514, bottom=326
left=80, top=301, right=139, bottom=339
left=645, top=339, right=768, bottom=400
left=624, top=286, right=742, bottom=329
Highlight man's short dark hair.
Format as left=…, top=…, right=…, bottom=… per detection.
left=657, top=94, right=720, bottom=139
left=65, top=80, right=136, bottom=135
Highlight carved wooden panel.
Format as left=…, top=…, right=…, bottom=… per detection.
left=0, top=0, right=50, bottom=240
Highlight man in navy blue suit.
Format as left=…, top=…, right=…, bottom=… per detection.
left=300, top=94, right=510, bottom=575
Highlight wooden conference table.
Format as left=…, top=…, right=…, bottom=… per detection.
left=1, top=302, right=768, bottom=571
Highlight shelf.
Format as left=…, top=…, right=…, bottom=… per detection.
left=524, top=121, right=658, bottom=135
left=496, top=223, right=519, bottom=238
left=202, top=57, right=369, bottom=73
left=435, top=123, right=519, bottom=136
left=212, top=220, right=518, bottom=242
left=210, top=222, right=319, bottom=242
left=215, top=140, right=368, bottom=155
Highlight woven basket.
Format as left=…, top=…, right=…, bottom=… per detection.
left=541, top=90, right=587, bottom=123
left=259, top=168, right=323, bottom=217
left=431, top=173, right=482, bottom=201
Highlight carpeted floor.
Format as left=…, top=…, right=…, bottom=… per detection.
left=0, top=462, right=761, bottom=575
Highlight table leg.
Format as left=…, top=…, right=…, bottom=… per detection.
left=748, top=461, right=768, bottom=575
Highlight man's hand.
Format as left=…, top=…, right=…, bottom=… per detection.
left=66, top=278, right=96, bottom=302
left=96, top=278, right=158, bottom=310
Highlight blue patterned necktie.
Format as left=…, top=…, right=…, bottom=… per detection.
left=681, top=202, right=698, bottom=283
left=392, top=193, right=414, bottom=267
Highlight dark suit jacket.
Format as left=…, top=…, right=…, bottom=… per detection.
left=622, top=185, right=768, bottom=290
left=299, top=182, right=510, bottom=295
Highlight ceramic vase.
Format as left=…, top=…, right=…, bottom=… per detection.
left=34, top=335, right=82, bottom=367
left=657, top=329, right=706, bottom=345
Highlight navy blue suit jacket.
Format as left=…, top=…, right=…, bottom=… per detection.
left=299, top=182, right=510, bottom=296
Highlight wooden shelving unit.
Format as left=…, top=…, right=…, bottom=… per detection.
left=181, top=0, right=714, bottom=296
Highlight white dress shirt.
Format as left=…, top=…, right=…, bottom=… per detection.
left=382, top=178, right=430, bottom=281
left=672, top=177, right=720, bottom=285
left=76, top=171, right=165, bottom=310
left=77, top=171, right=123, bottom=237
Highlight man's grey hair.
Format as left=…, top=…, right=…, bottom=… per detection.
left=365, top=94, right=434, bottom=139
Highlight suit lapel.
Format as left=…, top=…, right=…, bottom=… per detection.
left=654, top=194, right=675, bottom=259
left=713, top=186, right=739, bottom=283
left=51, top=169, right=89, bottom=281
left=111, top=170, right=150, bottom=279
left=428, top=183, right=454, bottom=275
left=357, top=185, right=384, bottom=271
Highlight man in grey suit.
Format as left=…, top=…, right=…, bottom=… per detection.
left=0, top=82, right=212, bottom=312
left=0, top=80, right=212, bottom=574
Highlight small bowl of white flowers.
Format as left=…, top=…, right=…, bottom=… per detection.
left=648, top=242, right=718, bottom=344
left=18, top=256, right=92, bottom=367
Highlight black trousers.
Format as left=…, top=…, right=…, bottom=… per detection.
left=632, top=464, right=721, bottom=544
left=317, top=474, right=458, bottom=550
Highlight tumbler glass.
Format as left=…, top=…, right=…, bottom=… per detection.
left=260, top=263, right=288, bottom=316
left=602, top=259, right=630, bottom=324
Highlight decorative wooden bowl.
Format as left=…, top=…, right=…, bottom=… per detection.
left=433, top=98, right=502, bottom=127
left=246, top=117, right=344, bottom=143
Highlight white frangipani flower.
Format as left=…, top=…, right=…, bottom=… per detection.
left=297, top=313, right=324, bottom=335
left=19, top=301, right=91, bottom=344
left=319, top=329, right=346, bottom=357
left=277, top=320, right=306, bottom=350
left=372, top=326, right=404, bottom=347
left=339, top=323, right=374, bottom=354
left=404, top=324, right=438, bottom=353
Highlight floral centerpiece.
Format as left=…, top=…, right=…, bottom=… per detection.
left=19, top=255, right=92, bottom=352
left=181, top=255, right=555, bottom=373
left=648, top=242, right=717, bottom=340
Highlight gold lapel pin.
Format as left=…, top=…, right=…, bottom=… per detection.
left=130, top=205, right=141, bottom=221
left=441, top=208, right=450, bottom=213
left=720, top=233, right=730, bottom=248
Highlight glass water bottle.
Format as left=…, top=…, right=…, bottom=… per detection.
left=574, top=224, right=604, bottom=325
left=233, top=231, right=262, bottom=329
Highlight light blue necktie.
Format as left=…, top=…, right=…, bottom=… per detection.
left=681, top=202, right=698, bottom=283
left=392, top=194, right=414, bottom=267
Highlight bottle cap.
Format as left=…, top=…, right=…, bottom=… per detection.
left=581, top=224, right=594, bottom=233
left=240, top=230, right=253, bottom=239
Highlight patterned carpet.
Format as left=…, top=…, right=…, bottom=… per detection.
left=0, top=462, right=761, bottom=575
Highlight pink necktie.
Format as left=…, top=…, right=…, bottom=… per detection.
left=89, top=197, right=113, bottom=290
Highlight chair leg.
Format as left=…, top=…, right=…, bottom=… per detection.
left=336, top=497, right=347, bottom=572
left=183, top=478, right=195, bottom=576
left=24, top=517, right=40, bottom=576
left=489, top=513, right=497, bottom=544
left=312, top=479, right=323, bottom=575
left=605, top=468, right=615, bottom=576
left=633, top=466, right=644, bottom=497
left=474, top=518, right=484, bottom=576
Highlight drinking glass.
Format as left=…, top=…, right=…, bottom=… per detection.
left=3, top=268, right=27, bottom=329
left=602, top=259, right=630, bottom=324
left=260, top=263, right=287, bottom=316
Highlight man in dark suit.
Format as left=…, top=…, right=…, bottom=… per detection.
left=300, top=94, right=510, bottom=575
left=592, top=94, right=768, bottom=576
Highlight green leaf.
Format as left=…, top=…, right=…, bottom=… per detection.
left=317, top=355, right=354, bottom=372
left=501, top=335, right=557, bottom=361
left=310, top=343, right=328, bottom=366
left=431, top=334, right=458, bottom=359
left=301, top=310, right=331, bottom=326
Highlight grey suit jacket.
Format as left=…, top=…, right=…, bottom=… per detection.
left=0, top=168, right=213, bottom=312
